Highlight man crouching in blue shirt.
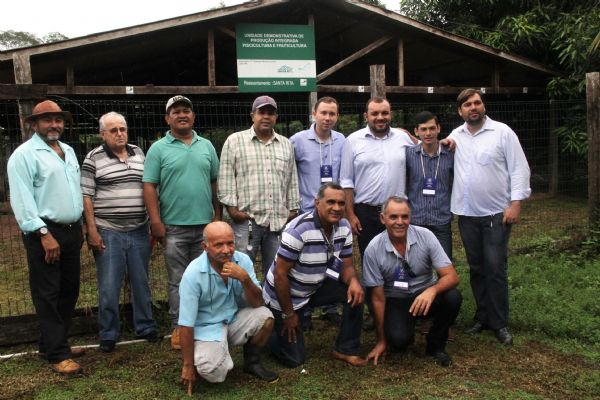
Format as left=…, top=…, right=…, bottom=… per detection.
left=179, top=222, right=278, bottom=393
left=363, top=197, right=461, bottom=367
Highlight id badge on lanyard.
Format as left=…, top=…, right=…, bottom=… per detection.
left=393, top=265, right=410, bottom=293
left=420, top=145, right=441, bottom=197
left=320, top=141, right=334, bottom=183
left=325, top=254, right=342, bottom=280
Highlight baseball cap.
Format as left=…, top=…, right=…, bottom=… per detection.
left=251, top=96, right=278, bottom=112
left=166, top=95, right=193, bottom=112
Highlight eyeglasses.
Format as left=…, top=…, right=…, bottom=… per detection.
left=400, top=258, right=416, bottom=278
left=103, top=127, right=127, bottom=134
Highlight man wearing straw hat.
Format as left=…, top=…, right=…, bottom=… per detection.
left=8, top=100, right=85, bottom=375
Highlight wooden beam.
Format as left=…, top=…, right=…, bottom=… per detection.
left=398, top=39, right=404, bottom=86
left=492, top=63, right=500, bottom=89
left=12, top=53, right=34, bottom=141
left=45, top=85, right=240, bottom=94
left=370, top=64, right=386, bottom=98
left=316, top=85, right=546, bottom=95
left=308, top=13, right=316, bottom=118
left=208, top=29, right=216, bottom=87
left=587, top=72, right=600, bottom=225
left=0, top=84, right=47, bottom=99
left=217, top=26, right=236, bottom=39
left=66, top=65, right=75, bottom=93
left=317, top=35, right=393, bottom=82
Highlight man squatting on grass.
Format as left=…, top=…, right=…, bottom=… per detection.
left=179, top=222, right=278, bottom=391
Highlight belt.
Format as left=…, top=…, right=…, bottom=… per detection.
left=355, top=203, right=382, bottom=212
left=42, top=218, right=81, bottom=230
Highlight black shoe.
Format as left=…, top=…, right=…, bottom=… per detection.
left=99, top=340, right=116, bottom=353
left=363, top=314, right=375, bottom=332
left=426, top=349, right=452, bottom=367
left=321, top=312, right=342, bottom=327
left=138, top=331, right=160, bottom=343
left=494, top=327, right=513, bottom=346
left=243, top=343, right=279, bottom=382
left=464, top=321, right=485, bottom=334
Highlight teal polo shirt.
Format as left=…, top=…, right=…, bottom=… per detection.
left=143, top=130, right=219, bottom=225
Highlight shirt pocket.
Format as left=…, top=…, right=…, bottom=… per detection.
left=476, top=150, right=492, bottom=166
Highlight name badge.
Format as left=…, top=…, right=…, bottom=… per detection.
left=320, top=165, right=333, bottom=183
left=325, top=255, right=342, bottom=280
left=393, top=265, right=410, bottom=293
left=422, top=176, right=437, bottom=196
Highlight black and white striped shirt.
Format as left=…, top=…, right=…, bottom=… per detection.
left=81, top=144, right=148, bottom=232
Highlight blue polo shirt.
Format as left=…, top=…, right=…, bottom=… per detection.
left=362, top=225, right=451, bottom=298
left=289, top=125, right=346, bottom=213
left=8, top=133, right=83, bottom=233
left=405, top=144, right=453, bottom=226
left=178, top=251, right=260, bottom=341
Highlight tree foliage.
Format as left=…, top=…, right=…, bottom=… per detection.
left=399, top=0, right=600, bottom=99
left=0, top=30, right=68, bottom=51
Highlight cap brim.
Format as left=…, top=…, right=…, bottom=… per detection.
left=25, top=111, right=73, bottom=122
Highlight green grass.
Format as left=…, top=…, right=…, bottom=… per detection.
left=1, top=195, right=599, bottom=398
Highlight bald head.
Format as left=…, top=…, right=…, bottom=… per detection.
left=202, top=222, right=235, bottom=267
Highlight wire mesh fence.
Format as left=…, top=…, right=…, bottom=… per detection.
left=0, top=97, right=589, bottom=318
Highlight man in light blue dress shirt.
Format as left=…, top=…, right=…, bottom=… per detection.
left=8, top=100, right=84, bottom=375
left=449, top=89, right=531, bottom=346
left=289, top=97, right=346, bottom=327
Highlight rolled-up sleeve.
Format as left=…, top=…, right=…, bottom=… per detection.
left=7, top=152, right=44, bottom=233
left=217, top=136, right=238, bottom=207
left=339, top=140, right=355, bottom=189
left=504, top=130, right=531, bottom=201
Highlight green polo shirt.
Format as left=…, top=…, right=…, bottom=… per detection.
left=143, top=130, right=219, bottom=225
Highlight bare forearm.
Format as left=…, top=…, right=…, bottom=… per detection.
left=180, top=326, right=195, bottom=367
left=371, top=288, right=387, bottom=342
left=143, top=183, right=162, bottom=224
left=274, top=271, right=294, bottom=314
left=241, top=278, right=264, bottom=308
left=82, top=197, right=98, bottom=233
left=344, top=188, right=356, bottom=218
left=211, top=180, right=222, bottom=221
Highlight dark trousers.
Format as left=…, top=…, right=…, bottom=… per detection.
left=22, top=221, right=82, bottom=363
left=414, top=222, right=453, bottom=260
left=458, top=213, right=512, bottom=330
left=384, top=288, right=462, bottom=353
left=353, top=203, right=385, bottom=258
left=268, top=278, right=363, bottom=367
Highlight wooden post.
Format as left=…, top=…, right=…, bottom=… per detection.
left=370, top=64, right=386, bottom=98
left=398, top=39, right=404, bottom=86
left=13, top=53, right=33, bottom=142
left=308, top=14, right=316, bottom=120
left=548, top=104, right=559, bottom=196
left=587, top=72, right=600, bottom=225
left=208, top=29, right=216, bottom=87
left=66, top=65, right=74, bottom=93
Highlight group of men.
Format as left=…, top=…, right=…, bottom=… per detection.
left=8, top=88, right=530, bottom=385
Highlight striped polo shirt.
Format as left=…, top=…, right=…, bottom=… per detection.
left=262, top=210, right=353, bottom=310
left=81, top=144, right=148, bottom=232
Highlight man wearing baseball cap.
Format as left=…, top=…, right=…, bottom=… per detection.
left=218, top=95, right=299, bottom=277
left=143, top=95, right=221, bottom=349
left=8, top=100, right=85, bottom=375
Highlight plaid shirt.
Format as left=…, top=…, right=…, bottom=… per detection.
left=218, top=127, right=299, bottom=231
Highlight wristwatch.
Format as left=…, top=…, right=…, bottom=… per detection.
left=281, top=311, right=295, bottom=320
left=37, top=227, right=49, bottom=237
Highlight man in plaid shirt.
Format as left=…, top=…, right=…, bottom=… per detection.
left=218, top=95, right=299, bottom=277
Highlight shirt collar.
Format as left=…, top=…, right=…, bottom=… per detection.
left=102, top=143, right=135, bottom=159
left=308, top=124, right=338, bottom=143
left=459, top=116, right=495, bottom=136
left=383, top=225, right=416, bottom=254
left=364, top=126, right=393, bottom=140
left=165, top=130, right=199, bottom=143
left=415, top=143, right=448, bottom=156
left=250, top=126, right=279, bottom=143
left=32, top=132, right=62, bottom=150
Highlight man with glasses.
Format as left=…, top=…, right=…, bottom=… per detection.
left=362, top=197, right=461, bottom=367
left=81, top=112, right=158, bottom=353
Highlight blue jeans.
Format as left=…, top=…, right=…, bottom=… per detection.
left=95, top=225, right=156, bottom=341
left=268, top=278, right=363, bottom=368
left=232, top=219, right=280, bottom=277
left=458, top=213, right=512, bottom=330
left=164, top=224, right=205, bottom=326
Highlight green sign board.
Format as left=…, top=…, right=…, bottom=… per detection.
left=236, top=23, right=316, bottom=92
